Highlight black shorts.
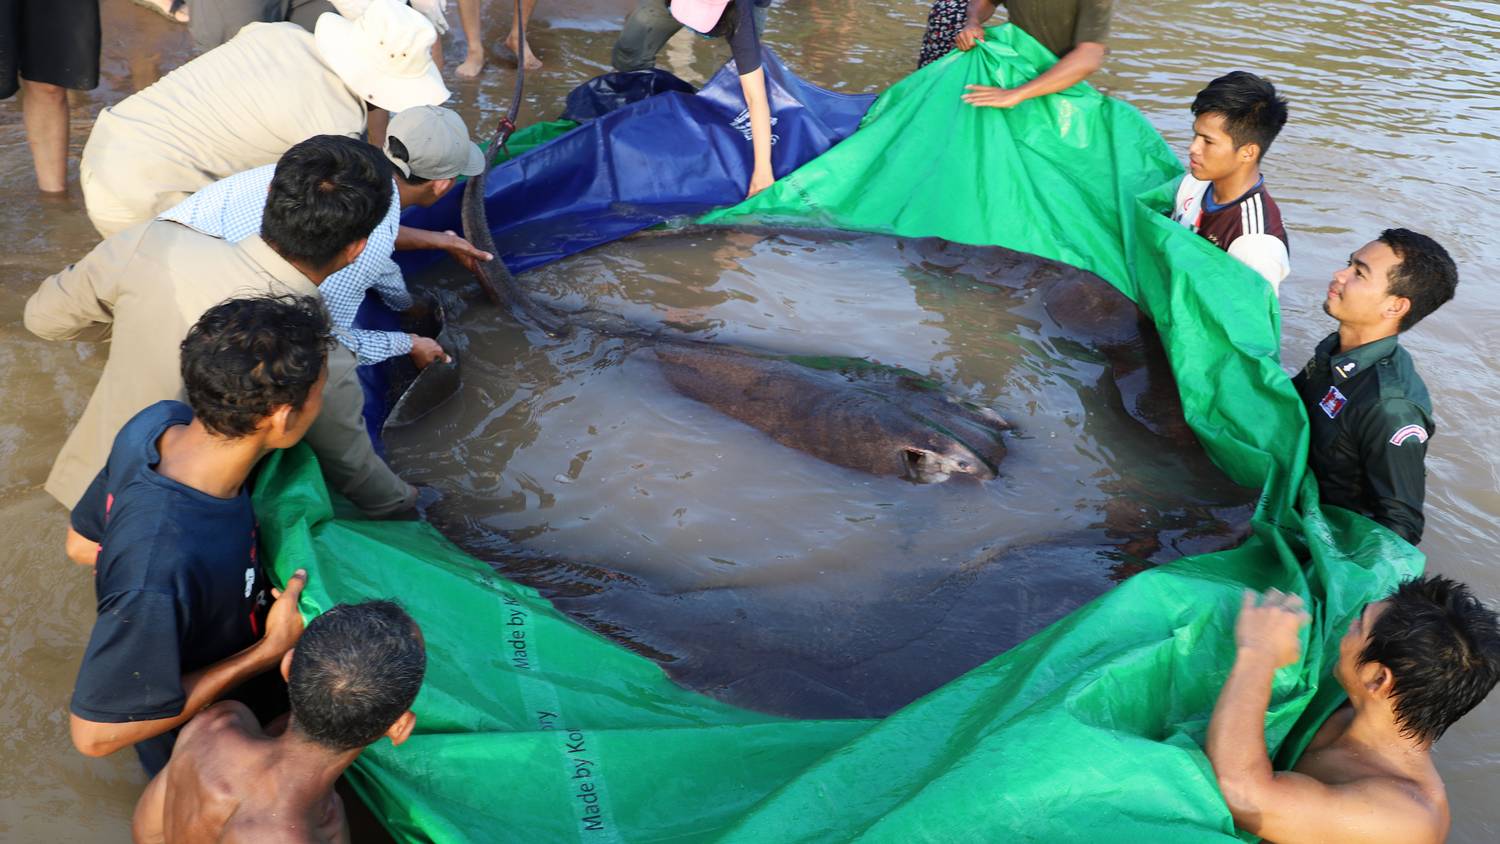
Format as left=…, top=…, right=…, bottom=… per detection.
left=1, top=0, right=102, bottom=99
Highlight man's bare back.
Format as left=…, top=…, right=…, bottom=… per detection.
left=133, top=702, right=348, bottom=844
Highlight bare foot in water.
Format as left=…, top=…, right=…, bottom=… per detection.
left=457, top=46, right=486, bottom=78
left=505, top=31, right=543, bottom=70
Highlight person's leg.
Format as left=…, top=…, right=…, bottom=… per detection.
left=283, top=0, right=336, bottom=32
left=20, top=79, right=68, bottom=192
left=189, top=0, right=281, bottom=54
left=610, top=0, right=680, bottom=72
left=456, top=0, right=485, bottom=78
left=15, top=0, right=101, bottom=193
left=504, top=0, right=541, bottom=70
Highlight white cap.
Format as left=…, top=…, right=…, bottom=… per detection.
left=384, top=106, right=485, bottom=180
left=315, top=0, right=449, bottom=113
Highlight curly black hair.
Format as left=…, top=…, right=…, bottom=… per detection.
left=180, top=294, right=333, bottom=438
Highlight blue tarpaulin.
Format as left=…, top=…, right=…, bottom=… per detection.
left=394, top=49, right=875, bottom=278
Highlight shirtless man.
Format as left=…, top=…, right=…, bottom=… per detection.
left=132, top=601, right=427, bottom=843
left=1207, top=578, right=1500, bottom=843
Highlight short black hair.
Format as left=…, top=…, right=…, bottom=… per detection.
left=289, top=601, right=427, bottom=752
left=1191, top=71, right=1289, bottom=158
left=1360, top=575, right=1500, bottom=744
left=262, top=135, right=393, bottom=269
left=180, top=295, right=333, bottom=438
left=1378, top=228, right=1459, bottom=331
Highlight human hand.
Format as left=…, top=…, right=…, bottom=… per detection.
left=746, top=167, right=775, bottom=198
left=410, top=0, right=450, bottom=35
left=261, top=569, right=308, bottom=657
left=65, top=527, right=100, bottom=568
left=409, top=335, right=451, bottom=369
left=955, top=24, right=986, bottom=51
left=1234, top=588, right=1309, bottom=669
left=962, top=85, right=1027, bottom=109
left=438, top=230, right=493, bottom=278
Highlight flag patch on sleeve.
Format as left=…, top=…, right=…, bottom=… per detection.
left=1389, top=424, right=1429, bottom=446
left=1319, top=386, right=1348, bottom=419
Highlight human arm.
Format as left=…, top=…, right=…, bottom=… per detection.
left=1356, top=401, right=1430, bottom=545
left=66, top=527, right=100, bottom=567
left=395, top=225, right=494, bottom=278
left=22, top=227, right=144, bottom=342
left=131, top=754, right=168, bottom=844
left=1227, top=234, right=1291, bottom=292
left=725, top=0, right=773, bottom=197
left=739, top=68, right=774, bottom=197
left=1205, top=590, right=1441, bottom=843
left=70, top=571, right=308, bottom=758
left=302, top=347, right=418, bottom=516
left=955, top=0, right=1000, bottom=50
left=960, top=41, right=1106, bottom=109
left=66, top=465, right=110, bottom=565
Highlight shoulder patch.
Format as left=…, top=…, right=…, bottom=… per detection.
left=1319, top=386, right=1348, bottom=419
left=1389, top=424, right=1429, bottom=447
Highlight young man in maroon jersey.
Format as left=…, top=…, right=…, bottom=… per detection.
left=1172, top=72, right=1292, bottom=290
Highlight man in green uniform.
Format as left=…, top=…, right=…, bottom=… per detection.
left=1292, top=229, right=1459, bottom=545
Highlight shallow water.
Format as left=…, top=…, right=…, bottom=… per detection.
left=2, top=0, right=1497, bottom=839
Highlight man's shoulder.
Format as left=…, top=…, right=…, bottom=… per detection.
left=97, top=400, right=191, bottom=499
left=1251, top=182, right=1288, bottom=239
left=159, top=165, right=276, bottom=232
left=179, top=700, right=266, bottom=749
left=117, top=400, right=193, bottom=443
left=1372, top=345, right=1433, bottom=414
left=1293, top=736, right=1450, bottom=842
left=167, top=704, right=271, bottom=844
left=138, top=218, right=238, bottom=259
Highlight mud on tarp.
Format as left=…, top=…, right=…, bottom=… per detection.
left=256, top=26, right=1422, bottom=842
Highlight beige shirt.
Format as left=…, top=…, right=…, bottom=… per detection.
left=24, top=221, right=414, bottom=517
left=81, top=22, right=367, bottom=232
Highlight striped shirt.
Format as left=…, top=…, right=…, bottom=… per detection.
left=1171, top=175, right=1291, bottom=291
left=159, top=165, right=413, bottom=365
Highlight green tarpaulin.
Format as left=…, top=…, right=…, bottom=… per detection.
left=254, top=26, right=1422, bottom=842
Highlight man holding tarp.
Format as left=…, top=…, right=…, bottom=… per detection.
left=919, top=0, right=1112, bottom=111
left=1293, top=229, right=1458, bottom=545
left=1208, top=579, right=1500, bottom=843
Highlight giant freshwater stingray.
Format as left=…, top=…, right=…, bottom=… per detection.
left=387, top=67, right=1250, bottom=718
left=448, top=117, right=1014, bottom=484
left=390, top=225, right=1254, bottom=719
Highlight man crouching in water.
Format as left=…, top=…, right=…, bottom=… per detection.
left=1207, top=578, right=1500, bottom=843
left=132, top=601, right=426, bottom=843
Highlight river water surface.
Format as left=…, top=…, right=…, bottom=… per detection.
left=1, top=0, right=1496, bottom=839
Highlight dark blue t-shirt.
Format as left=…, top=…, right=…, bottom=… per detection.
left=69, top=401, right=272, bottom=774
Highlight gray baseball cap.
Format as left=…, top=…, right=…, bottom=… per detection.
left=383, top=106, right=486, bottom=180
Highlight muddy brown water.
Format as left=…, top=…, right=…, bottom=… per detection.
left=2, top=0, right=1496, bottom=839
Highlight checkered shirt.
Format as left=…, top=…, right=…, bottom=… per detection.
left=159, top=165, right=413, bottom=365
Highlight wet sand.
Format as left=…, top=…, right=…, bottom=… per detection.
left=2, top=0, right=1497, bottom=839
